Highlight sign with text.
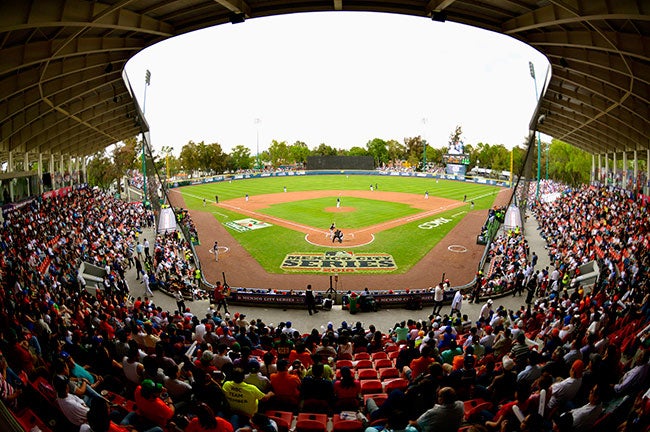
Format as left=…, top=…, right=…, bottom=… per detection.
left=281, top=251, right=397, bottom=272
left=225, top=218, right=272, bottom=232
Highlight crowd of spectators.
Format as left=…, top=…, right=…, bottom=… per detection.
left=0, top=182, right=648, bottom=432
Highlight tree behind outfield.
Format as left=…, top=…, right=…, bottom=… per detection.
left=179, top=140, right=228, bottom=174
left=87, top=137, right=138, bottom=190
left=268, top=140, right=290, bottom=168
left=289, top=141, right=310, bottom=166
left=113, top=137, right=139, bottom=192
left=311, top=143, right=338, bottom=156
left=230, top=145, right=253, bottom=170
left=548, top=139, right=590, bottom=185
left=87, top=151, right=115, bottom=189
left=366, top=138, right=388, bottom=167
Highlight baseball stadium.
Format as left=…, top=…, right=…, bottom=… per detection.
left=1, top=2, right=649, bottom=432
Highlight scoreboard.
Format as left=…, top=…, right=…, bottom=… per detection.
left=442, top=154, right=470, bottom=165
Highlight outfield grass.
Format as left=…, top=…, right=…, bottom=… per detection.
left=179, top=175, right=501, bottom=274
left=258, top=197, right=421, bottom=229
left=181, top=175, right=499, bottom=203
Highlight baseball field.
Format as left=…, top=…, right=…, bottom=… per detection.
left=176, top=175, right=505, bottom=279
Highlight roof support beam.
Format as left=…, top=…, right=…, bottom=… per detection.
left=212, top=0, right=251, bottom=16
left=502, top=0, right=648, bottom=35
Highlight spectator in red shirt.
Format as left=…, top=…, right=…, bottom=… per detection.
left=122, top=379, right=174, bottom=430
left=333, top=366, right=360, bottom=411
left=270, top=359, right=301, bottom=408
left=408, top=345, right=436, bottom=381
left=288, top=342, right=314, bottom=369
left=6, top=329, right=35, bottom=378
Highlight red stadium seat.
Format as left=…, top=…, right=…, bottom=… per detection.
left=358, top=369, right=378, bottom=380
left=369, top=418, right=388, bottom=428
left=384, top=344, right=399, bottom=353
left=296, top=419, right=327, bottom=432
left=364, top=393, right=388, bottom=407
left=355, top=360, right=373, bottom=370
left=379, top=367, right=400, bottom=381
left=265, top=410, right=294, bottom=432
left=332, top=415, right=363, bottom=432
left=360, top=380, right=383, bottom=395
left=371, top=352, right=388, bottom=360
left=354, top=352, right=370, bottom=361
left=336, top=360, right=354, bottom=369
left=296, top=412, right=328, bottom=431
left=13, top=408, right=52, bottom=432
left=383, top=378, right=409, bottom=393
left=297, top=413, right=328, bottom=424
left=374, top=359, right=394, bottom=370
left=463, top=399, right=493, bottom=421
left=388, top=351, right=400, bottom=361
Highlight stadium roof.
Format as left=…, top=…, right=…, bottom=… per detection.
left=1, top=0, right=648, bottom=167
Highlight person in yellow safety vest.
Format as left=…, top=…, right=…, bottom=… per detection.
left=194, top=268, right=201, bottom=287
left=561, top=272, right=570, bottom=288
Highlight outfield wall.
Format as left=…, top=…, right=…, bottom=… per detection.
left=167, top=170, right=511, bottom=189
left=306, top=155, right=374, bottom=170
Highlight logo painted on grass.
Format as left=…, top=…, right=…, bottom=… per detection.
left=225, top=218, right=272, bottom=232
left=281, top=251, right=397, bottom=272
left=418, top=217, right=452, bottom=230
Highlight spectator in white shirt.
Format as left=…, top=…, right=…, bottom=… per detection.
left=53, top=374, right=89, bottom=427
left=548, top=359, right=584, bottom=410
left=569, top=384, right=603, bottom=432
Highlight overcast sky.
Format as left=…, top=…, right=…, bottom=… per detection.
left=125, top=12, right=550, bottom=157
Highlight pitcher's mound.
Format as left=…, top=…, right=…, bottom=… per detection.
left=325, top=206, right=355, bottom=212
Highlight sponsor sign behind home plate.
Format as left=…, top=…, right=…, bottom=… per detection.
left=224, top=218, right=272, bottom=232
left=281, top=251, right=397, bottom=272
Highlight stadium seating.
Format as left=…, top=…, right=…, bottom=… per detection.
left=354, top=360, right=373, bottom=370
left=373, top=358, right=394, bottom=370
left=265, top=410, right=294, bottom=432
left=332, top=414, right=364, bottom=432
left=357, top=369, right=378, bottom=380
left=378, top=367, right=400, bottom=381
left=360, top=380, right=383, bottom=395
left=354, top=352, right=370, bottom=361
left=383, top=378, right=409, bottom=393
left=364, top=393, right=388, bottom=407
left=296, top=412, right=327, bottom=432
left=295, top=419, right=327, bottom=432
left=463, top=399, right=493, bottom=422
left=12, top=408, right=52, bottom=432
left=336, top=360, right=354, bottom=369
